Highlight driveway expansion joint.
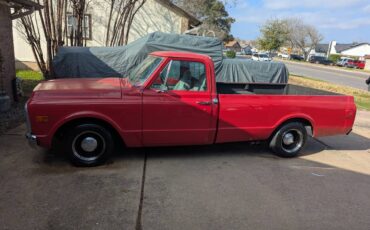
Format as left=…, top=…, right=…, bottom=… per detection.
left=135, top=152, right=147, bottom=230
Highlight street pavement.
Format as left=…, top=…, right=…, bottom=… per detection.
left=1, top=112, right=370, bottom=230
left=282, top=60, right=369, bottom=91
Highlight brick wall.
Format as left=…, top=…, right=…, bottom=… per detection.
left=0, top=4, right=16, bottom=102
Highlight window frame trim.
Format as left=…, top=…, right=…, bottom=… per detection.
left=66, top=13, right=92, bottom=40
left=145, top=57, right=210, bottom=93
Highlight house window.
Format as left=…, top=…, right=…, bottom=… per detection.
left=67, top=14, right=91, bottom=40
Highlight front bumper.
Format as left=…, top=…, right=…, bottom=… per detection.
left=26, top=133, right=38, bottom=148
left=24, top=101, right=37, bottom=148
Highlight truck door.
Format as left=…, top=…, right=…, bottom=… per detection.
left=142, top=58, right=217, bottom=146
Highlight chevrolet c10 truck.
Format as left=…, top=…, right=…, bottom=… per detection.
left=26, top=51, right=356, bottom=166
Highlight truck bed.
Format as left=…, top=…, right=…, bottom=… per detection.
left=216, top=82, right=340, bottom=96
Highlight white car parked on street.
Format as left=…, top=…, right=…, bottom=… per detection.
left=252, top=53, right=272, bottom=61
left=337, top=57, right=354, bottom=67
left=278, top=53, right=289, bottom=59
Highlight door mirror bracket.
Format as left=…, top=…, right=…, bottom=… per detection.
left=156, top=85, right=168, bottom=93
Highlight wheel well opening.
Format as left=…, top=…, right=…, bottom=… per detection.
left=53, top=117, right=125, bottom=147
left=272, top=118, right=313, bottom=138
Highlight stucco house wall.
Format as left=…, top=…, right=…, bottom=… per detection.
left=13, top=0, right=192, bottom=69
left=0, top=2, right=16, bottom=102
left=341, top=44, right=370, bottom=57
left=365, top=56, right=370, bottom=71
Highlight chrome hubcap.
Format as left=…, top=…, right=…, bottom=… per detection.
left=81, top=137, right=98, bottom=152
left=72, top=131, right=106, bottom=161
left=281, top=129, right=303, bottom=153
left=283, top=133, right=295, bottom=145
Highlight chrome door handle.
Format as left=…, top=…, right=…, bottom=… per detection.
left=196, top=101, right=211, bottom=105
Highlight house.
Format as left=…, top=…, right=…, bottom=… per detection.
left=224, top=40, right=242, bottom=53
left=311, top=44, right=329, bottom=57
left=12, top=0, right=201, bottom=70
left=311, top=41, right=370, bottom=58
left=340, top=43, right=370, bottom=58
left=242, top=45, right=253, bottom=55
left=0, top=0, right=41, bottom=109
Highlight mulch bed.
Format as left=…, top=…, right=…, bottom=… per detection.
left=0, top=97, right=27, bottom=135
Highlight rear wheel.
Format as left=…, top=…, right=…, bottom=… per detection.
left=65, top=124, right=114, bottom=166
left=269, top=122, right=307, bottom=158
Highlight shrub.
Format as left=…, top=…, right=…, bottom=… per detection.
left=328, top=54, right=341, bottom=63
left=329, top=54, right=359, bottom=62
left=225, top=50, right=236, bottom=59
left=16, top=70, right=43, bottom=96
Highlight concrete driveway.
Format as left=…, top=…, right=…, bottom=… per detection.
left=1, top=111, right=370, bottom=230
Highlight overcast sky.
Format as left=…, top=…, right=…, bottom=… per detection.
left=228, top=0, right=370, bottom=43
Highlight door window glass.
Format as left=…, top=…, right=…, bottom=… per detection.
left=151, top=60, right=207, bottom=91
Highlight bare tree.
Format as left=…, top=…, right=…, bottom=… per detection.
left=17, top=0, right=91, bottom=79
left=17, top=0, right=147, bottom=79
left=17, top=14, right=49, bottom=77
left=105, top=0, right=146, bottom=46
left=69, top=0, right=91, bottom=46
left=16, top=0, right=69, bottom=79
left=285, top=18, right=323, bottom=61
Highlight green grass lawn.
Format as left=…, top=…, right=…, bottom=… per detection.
left=16, top=70, right=44, bottom=96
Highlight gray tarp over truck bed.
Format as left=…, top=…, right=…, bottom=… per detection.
left=217, top=59, right=288, bottom=83
left=53, top=32, right=288, bottom=84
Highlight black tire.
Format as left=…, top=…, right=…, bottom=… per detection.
left=65, top=124, right=114, bottom=166
left=269, top=122, right=307, bottom=158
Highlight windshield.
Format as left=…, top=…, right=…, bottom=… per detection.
left=259, top=54, right=268, bottom=58
left=129, top=56, right=163, bottom=86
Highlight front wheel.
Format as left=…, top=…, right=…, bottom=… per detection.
left=269, top=122, right=307, bottom=158
left=65, top=124, right=114, bottom=166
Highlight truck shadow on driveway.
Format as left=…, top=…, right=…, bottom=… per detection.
left=43, top=138, right=326, bottom=168
left=36, top=124, right=370, bottom=168
left=41, top=132, right=370, bottom=167
left=314, top=132, right=370, bottom=151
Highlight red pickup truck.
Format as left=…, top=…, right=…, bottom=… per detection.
left=25, top=51, right=356, bottom=166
